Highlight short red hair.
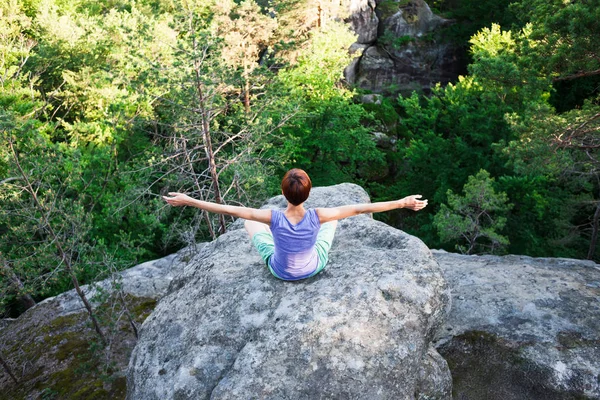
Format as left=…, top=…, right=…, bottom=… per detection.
left=281, top=169, right=312, bottom=206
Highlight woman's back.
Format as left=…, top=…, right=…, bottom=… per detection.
left=269, top=208, right=320, bottom=280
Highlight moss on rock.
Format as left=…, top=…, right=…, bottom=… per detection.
left=0, top=295, right=158, bottom=400
left=438, top=330, right=590, bottom=400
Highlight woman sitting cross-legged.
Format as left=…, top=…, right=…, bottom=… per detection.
left=163, top=168, right=427, bottom=281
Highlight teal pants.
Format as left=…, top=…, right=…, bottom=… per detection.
left=251, top=222, right=337, bottom=280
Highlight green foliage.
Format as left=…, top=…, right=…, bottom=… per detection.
left=502, top=97, right=600, bottom=259
left=0, top=0, right=167, bottom=315
left=434, top=170, right=512, bottom=254
left=2, top=0, right=599, bottom=320
left=393, top=72, right=521, bottom=243
left=379, top=31, right=414, bottom=50
left=511, top=0, right=600, bottom=81
left=496, top=174, right=579, bottom=258
left=390, top=18, right=597, bottom=260
left=277, top=22, right=385, bottom=185
left=1, top=0, right=388, bottom=317
left=468, top=24, right=551, bottom=105
left=508, top=0, right=600, bottom=113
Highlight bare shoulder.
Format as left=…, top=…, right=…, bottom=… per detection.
left=315, top=207, right=339, bottom=224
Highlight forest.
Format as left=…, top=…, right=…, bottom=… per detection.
left=1, top=0, right=599, bottom=321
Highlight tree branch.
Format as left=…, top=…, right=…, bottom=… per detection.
left=553, top=68, right=600, bottom=82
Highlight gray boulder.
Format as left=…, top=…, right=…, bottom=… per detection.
left=433, top=250, right=600, bottom=399
left=348, top=0, right=379, bottom=44
left=346, top=0, right=463, bottom=94
left=127, top=183, right=451, bottom=399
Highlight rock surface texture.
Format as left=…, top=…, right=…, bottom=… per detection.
left=433, top=250, right=600, bottom=399
left=346, top=0, right=464, bottom=94
left=127, top=183, right=452, bottom=399
left=0, top=250, right=189, bottom=399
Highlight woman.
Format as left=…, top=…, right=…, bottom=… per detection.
left=163, top=169, right=427, bottom=281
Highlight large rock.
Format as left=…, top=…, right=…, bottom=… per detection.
left=127, top=183, right=451, bottom=399
left=348, top=0, right=379, bottom=44
left=433, top=250, right=600, bottom=399
left=346, top=0, right=464, bottom=94
left=379, top=0, right=445, bottom=37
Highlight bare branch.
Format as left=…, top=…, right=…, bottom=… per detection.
left=553, top=68, right=600, bottom=82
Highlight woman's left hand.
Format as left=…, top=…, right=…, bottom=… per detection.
left=162, top=192, right=192, bottom=207
left=400, top=195, right=428, bottom=211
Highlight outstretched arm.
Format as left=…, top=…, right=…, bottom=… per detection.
left=316, top=195, right=428, bottom=223
left=163, top=192, right=272, bottom=224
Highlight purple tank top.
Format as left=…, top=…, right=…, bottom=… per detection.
left=269, top=208, right=321, bottom=280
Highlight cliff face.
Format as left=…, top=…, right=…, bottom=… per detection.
left=346, top=0, right=464, bottom=94
left=127, top=183, right=452, bottom=399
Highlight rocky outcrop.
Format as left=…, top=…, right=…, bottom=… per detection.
left=346, top=0, right=464, bottom=94
left=348, top=0, right=379, bottom=44
left=127, top=183, right=452, bottom=399
left=5, top=184, right=599, bottom=400
left=0, top=251, right=190, bottom=399
left=432, top=250, right=600, bottom=399
left=37, top=251, right=192, bottom=317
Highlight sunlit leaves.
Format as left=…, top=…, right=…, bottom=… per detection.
left=279, top=22, right=357, bottom=101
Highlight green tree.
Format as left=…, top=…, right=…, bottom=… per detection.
left=468, top=23, right=550, bottom=106
left=505, top=99, right=600, bottom=260
left=434, top=169, right=512, bottom=254
left=277, top=21, right=385, bottom=185
left=512, top=0, right=600, bottom=82
left=391, top=22, right=564, bottom=255
left=509, top=0, right=600, bottom=111
left=0, top=0, right=167, bottom=315
left=137, top=2, right=295, bottom=241
left=2, top=115, right=107, bottom=342
left=394, top=73, right=522, bottom=242
left=213, top=0, right=276, bottom=113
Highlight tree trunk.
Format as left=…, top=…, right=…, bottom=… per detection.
left=317, top=2, right=322, bottom=28
left=192, top=40, right=227, bottom=235
left=243, top=64, right=251, bottom=113
left=66, top=269, right=106, bottom=344
left=587, top=199, right=600, bottom=260
left=118, top=290, right=138, bottom=340
left=244, top=77, right=250, bottom=114
left=553, top=68, right=600, bottom=82
left=204, top=129, right=227, bottom=235
left=180, top=130, right=217, bottom=240
left=8, top=139, right=107, bottom=345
